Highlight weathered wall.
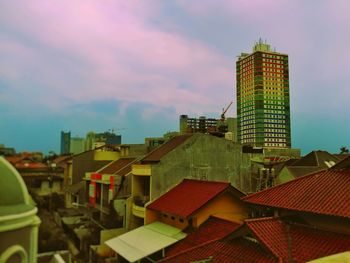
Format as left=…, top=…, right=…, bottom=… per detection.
left=72, top=151, right=111, bottom=203
left=151, top=134, right=252, bottom=201
left=276, top=167, right=295, bottom=185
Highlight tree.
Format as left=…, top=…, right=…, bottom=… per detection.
left=339, top=146, right=349, bottom=154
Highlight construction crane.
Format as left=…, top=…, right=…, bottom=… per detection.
left=221, top=101, right=233, bottom=121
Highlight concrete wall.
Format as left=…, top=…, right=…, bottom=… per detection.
left=125, top=144, right=148, bottom=157
left=146, top=210, right=189, bottom=230
left=150, top=134, right=252, bottom=201
left=276, top=167, right=295, bottom=185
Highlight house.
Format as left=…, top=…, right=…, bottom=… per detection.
left=160, top=217, right=350, bottom=263
left=104, top=178, right=248, bottom=262
left=84, top=157, right=137, bottom=227
left=242, top=155, right=350, bottom=234
left=5, top=153, right=65, bottom=209
left=69, top=144, right=147, bottom=206
left=243, top=217, right=350, bottom=262
left=276, top=150, right=340, bottom=184
left=129, top=133, right=252, bottom=227
left=157, top=156, right=350, bottom=263
left=164, top=216, right=241, bottom=257
left=159, top=235, right=275, bottom=262
left=146, top=179, right=248, bottom=229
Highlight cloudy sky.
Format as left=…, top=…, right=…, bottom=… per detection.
left=0, top=0, right=349, bottom=154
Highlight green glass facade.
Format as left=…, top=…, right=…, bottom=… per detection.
left=236, top=42, right=291, bottom=148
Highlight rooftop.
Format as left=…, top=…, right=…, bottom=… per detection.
left=159, top=237, right=276, bottom=263
left=166, top=216, right=241, bottom=257
left=141, top=134, right=193, bottom=163
left=97, top=157, right=135, bottom=175
left=243, top=162, right=350, bottom=218
left=245, top=217, right=350, bottom=262
left=147, top=179, right=244, bottom=218
left=291, top=150, right=339, bottom=168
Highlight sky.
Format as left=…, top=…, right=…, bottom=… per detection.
left=0, top=0, right=349, bottom=155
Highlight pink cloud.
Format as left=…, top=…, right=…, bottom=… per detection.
left=0, top=1, right=233, bottom=117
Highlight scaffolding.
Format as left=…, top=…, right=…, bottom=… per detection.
left=251, top=156, right=290, bottom=192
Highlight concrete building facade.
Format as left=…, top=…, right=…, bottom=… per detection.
left=236, top=40, right=291, bottom=148
left=60, top=131, right=71, bottom=155
left=128, top=134, right=252, bottom=229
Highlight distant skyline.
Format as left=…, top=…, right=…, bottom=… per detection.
left=0, top=1, right=349, bottom=155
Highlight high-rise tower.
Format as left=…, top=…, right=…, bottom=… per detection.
left=236, top=40, right=291, bottom=148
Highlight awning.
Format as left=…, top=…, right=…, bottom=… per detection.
left=105, top=221, right=187, bottom=262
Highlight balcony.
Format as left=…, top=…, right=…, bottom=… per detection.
left=132, top=196, right=150, bottom=218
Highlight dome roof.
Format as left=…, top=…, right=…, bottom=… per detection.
left=0, top=156, right=35, bottom=216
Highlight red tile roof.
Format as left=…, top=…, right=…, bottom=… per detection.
left=242, top=169, right=350, bottom=218
left=14, top=162, right=48, bottom=169
left=245, top=217, right=350, bottom=262
left=98, top=158, right=135, bottom=175
left=246, top=218, right=289, bottom=261
left=290, top=224, right=350, bottom=262
left=159, top=238, right=276, bottom=263
left=141, top=134, right=193, bottom=163
left=166, top=217, right=241, bottom=257
left=147, top=179, right=244, bottom=217
left=5, top=155, right=26, bottom=164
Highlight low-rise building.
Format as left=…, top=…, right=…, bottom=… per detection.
left=160, top=216, right=350, bottom=263
left=276, top=150, right=340, bottom=184
left=242, top=156, right=350, bottom=234
left=84, top=157, right=137, bottom=227
left=146, top=179, right=248, bottom=229
left=128, top=133, right=252, bottom=227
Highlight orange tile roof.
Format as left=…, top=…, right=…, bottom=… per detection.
left=242, top=168, right=350, bottom=218
left=4, top=155, right=25, bottom=164
left=141, top=134, right=193, bottom=163
left=15, top=162, right=48, bottom=169
left=147, top=179, right=243, bottom=218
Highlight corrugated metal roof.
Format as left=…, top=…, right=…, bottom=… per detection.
left=97, top=158, right=135, bottom=175
left=243, top=168, right=350, bottom=218
left=147, top=179, right=244, bottom=218
left=105, top=221, right=186, bottom=263
left=141, top=134, right=193, bottom=163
